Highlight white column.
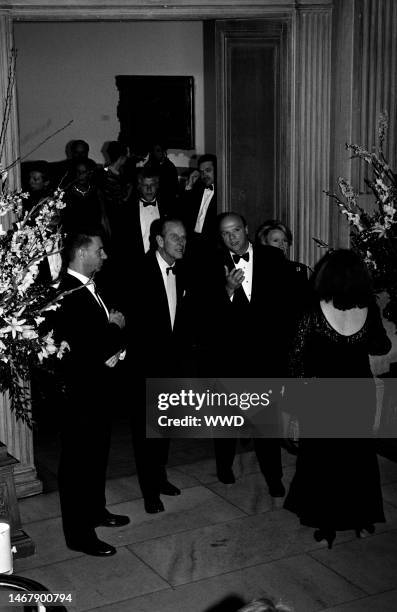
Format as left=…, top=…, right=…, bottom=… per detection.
left=0, top=14, right=42, bottom=498
left=291, top=6, right=332, bottom=268
left=356, top=0, right=397, bottom=191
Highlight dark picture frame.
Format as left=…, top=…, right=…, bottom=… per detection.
left=116, top=75, right=195, bottom=153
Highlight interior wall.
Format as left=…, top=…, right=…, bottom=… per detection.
left=14, top=21, right=204, bottom=167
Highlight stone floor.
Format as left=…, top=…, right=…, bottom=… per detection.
left=7, top=429, right=397, bottom=612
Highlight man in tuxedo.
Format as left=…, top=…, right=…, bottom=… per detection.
left=105, top=167, right=164, bottom=308
left=55, top=230, right=129, bottom=556
left=210, top=212, right=288, bottom=496
left=131, top=217, right=188, bottom=513
left=181, top=153, right=217, bottom=241
left=144, top=141, right=180, bottom=210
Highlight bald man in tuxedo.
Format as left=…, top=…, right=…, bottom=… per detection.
left=205, top=213, right=290, bottom=496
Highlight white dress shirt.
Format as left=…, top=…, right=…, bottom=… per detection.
left=156, top=251, right=177, bottom=329
left=67, top=269, right=109, bottom=319
left=139, top=199, right=160, bottom=253
left=194, top=187, right=214, bottom=233
left=230, top=242, right=253, bottom=302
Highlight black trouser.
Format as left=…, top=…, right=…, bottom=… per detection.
left=58, top=386, right=111, bottom=545
left=214, top=437, right=283, bottom=486
left=131, top=430, right=170, bottom=501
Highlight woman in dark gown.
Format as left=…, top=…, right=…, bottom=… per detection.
left=283, top=249, right=391, bottom=548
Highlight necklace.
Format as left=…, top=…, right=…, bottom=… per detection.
left=74, top=185, right=91, bottom=196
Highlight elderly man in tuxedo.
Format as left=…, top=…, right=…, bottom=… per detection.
left=131, top=217, right=190, bottom=513
left=209, top=212, right=289, bottom=496
left=55, top=229, right=129, bottom=556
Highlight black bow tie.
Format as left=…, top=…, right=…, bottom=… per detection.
left=166, top=266, right=176, bottom=275
left=205, top=184, right=214, bottom=191
left=232, top=252, right=249, bottom=264
left=141, top=199, right=156, bottom=207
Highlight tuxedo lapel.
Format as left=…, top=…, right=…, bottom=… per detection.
left=224, top=250, right=250, bottom=308
left=149, top=252, right=173, bottom=334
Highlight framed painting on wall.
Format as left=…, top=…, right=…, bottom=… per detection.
left=116, top=75, right=195, bottom=154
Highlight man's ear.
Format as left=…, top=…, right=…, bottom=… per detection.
left=156, top=234, right=163, bottom=249
left=245, top=225, right=249, bottom=236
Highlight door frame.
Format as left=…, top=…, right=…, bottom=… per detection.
left=215, top=18, right=292, bottom=222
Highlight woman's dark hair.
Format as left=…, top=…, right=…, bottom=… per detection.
left=256, top=219, right=293, bottom=246
left=312, top=248, right=373, bottom=309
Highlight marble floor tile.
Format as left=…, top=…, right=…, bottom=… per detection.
left=13, top=516, right=83, bottom=571
left=89, top=553, right=365, bottom=612
left=207, top=472, right=275, bottom=515
left=177, top=449, right=261, bottom=485
left=19, top=547, right=168, bottom=612
left=175, top=456, right=224, bottom=484
left=206, top=470, right=296, bottom=515
left=128, top=509, right=349, bottom=586
left=18, top=489, right=61, bottom=523
left=104, top=474, right=143, bottom=505
left=310, top=531, right=397, bottom=595
left=96, top=485, right=246, bottom=547
left=161, top=465, right=202, bottom=489
left=322, top=588, right=397, bottom=611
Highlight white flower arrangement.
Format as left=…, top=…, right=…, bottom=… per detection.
left=0, top=168, right=70, bottom=424
left=324, top=112, right=397, bottom=325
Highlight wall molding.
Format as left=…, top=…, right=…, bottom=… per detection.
left=1, top=0, right=331, bottom=21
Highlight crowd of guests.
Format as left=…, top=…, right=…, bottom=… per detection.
left=29, top=138, right=391, bottom=564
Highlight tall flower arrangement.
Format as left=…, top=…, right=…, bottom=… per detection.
left=0, top=50, right=69, bottom=425
left=0, top=171, right=69, bottom=424
left=325, top=112, right=397, bottom=325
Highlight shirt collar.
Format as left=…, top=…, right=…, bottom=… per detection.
left=156, top=250, right=175, bottom=273
left=67, top=268, right=92, bottom=285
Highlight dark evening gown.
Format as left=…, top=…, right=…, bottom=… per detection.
left=284, top=301, right=391, bottom=531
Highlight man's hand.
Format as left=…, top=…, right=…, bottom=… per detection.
left=224, top=265, right=244, bottom=297
left=109, top=309, right=125, bottom=329
left=185, top=169, right=200, bottom=190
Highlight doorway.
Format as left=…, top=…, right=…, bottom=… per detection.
left=215, top=19, right=291, bottom=237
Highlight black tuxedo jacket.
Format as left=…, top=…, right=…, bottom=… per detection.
left=199, top=244, right=292, bottom=376
left=117, top=194, right=173, bottom=263
left=55, top=273, right=125, bottom=390
left=135, top=250, right=190, bottom=377
left=103, top=194, right=168, bottom=310
left=180, top=183, right=217, bottom=238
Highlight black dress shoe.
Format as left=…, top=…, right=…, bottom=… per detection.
left=217, top=468, right=235, bottom=484
left=268, top=482, right=286, bottom=498
left=67, top=538, right=116, bottom=557
left=95, top=512, right=130, bottom=528
left=159, top=481, right=181, bottom=496
left=144, top=498, right=165, bottom=514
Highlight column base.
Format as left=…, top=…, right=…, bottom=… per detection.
left=12, top=529, right=35, bottom=559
